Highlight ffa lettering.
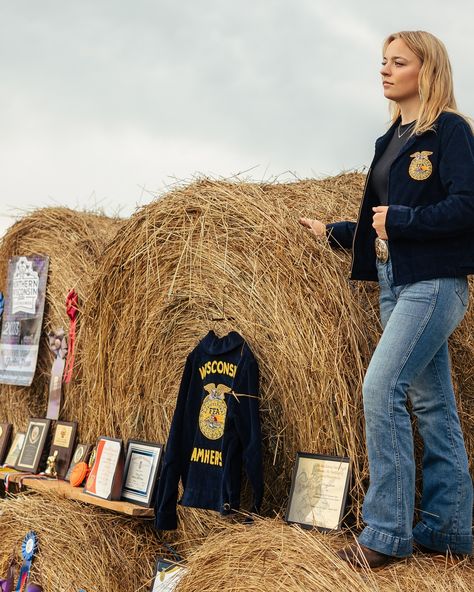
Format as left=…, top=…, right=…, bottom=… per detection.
left=198, top=360, right=237, bottom=380
left=190, top=447, right=223, bottom=467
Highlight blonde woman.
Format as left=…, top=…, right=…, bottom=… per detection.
left=300, top=31, right=474, bottom=568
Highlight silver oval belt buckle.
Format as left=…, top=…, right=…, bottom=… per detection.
left=375, top=237, right=389, bottom=263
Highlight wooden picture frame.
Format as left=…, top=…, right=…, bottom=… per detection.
left=16, top=418, right=51, bottom=473
left=65, top=443, right=92, bottom=481
left=0, top=423, right=13, bottom=465
left=4, top=432, right=25, bottom=467
left=83, top=436, right=124, bottom=501
left=285, top=452, right=351, bottom=531
left=150, top=558, right=186, bottom=591
left=49, top=420, right=78, bottom=478
left=121, top=440, right=163, bottom=507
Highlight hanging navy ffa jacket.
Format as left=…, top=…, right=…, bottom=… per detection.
left=154, top=330, right=263, bottom=530
left=326, top=112, right=474, bottom=285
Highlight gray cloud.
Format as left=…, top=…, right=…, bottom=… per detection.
left=0, top=1, right=472, bottom=218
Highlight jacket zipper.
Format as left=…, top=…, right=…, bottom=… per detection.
left=350, top=167, right=372, bottom=277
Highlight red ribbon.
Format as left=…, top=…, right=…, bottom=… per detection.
left=63, top=289, right=79, bottom=383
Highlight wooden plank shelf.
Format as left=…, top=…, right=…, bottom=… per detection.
left=0, top=470, right=154, bottom=518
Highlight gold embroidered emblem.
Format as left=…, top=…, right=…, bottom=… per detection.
left=198, top=383, right=230, bottom=440
left=409, top=151, right=433, bottom=180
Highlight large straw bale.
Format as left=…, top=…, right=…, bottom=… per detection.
left=177, top=517, right=474, bottom=592
left=0, top=207, right=121, bottom=431
left=0, top=492, right=163, bottom=592
left=78, top=175, right=373, bottom=527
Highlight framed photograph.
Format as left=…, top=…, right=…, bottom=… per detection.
left=65, top=443, right=92, bottom=481
left=0, top=423, right=13, bottom=464
left=49, top=420, right=78, bottom=478
left=285, top=452, right=351, bottom=531
left=16, top=418, right=51, bottom=473
left=121, top=440, right=163, bottom=507
left=150, top=559, right=186, bottom=592
left=4, top=432, right=25, bottom=467
left=83, top=436, right=124, bottom=501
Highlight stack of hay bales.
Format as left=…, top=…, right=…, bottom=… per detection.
left=78, top=174, right=375, bottom=532
left=0, top=177, right=472, bottom=591
left=0, top=493, right=163, bottom=592
left=0, top=207, right=122, bottom=431
left=77, top=174, right=474, bottom=537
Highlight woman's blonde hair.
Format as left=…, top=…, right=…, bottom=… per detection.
left=383, top=30, right=469, bottom=134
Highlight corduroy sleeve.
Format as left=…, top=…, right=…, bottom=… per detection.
left=154, top=354, right=193, bottom=530
left=326, top=221, right=356, bottom=249
left=386, top=121, right=474, bottom=240
left=232, top=352, right=263, bottom=513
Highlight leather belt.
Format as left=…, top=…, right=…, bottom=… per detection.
left=375, top=237, right=389, bottom=263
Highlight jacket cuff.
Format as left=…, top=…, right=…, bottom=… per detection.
left=386, top=205, right=413, bottom=239
left=155, top=511, right=178, bottom=530
left=325, top=221, right=356, bottom=249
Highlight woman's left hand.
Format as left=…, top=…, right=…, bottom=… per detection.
left=372, top=206, right=389, bottom=239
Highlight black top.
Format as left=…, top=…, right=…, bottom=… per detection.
left=371, top=121, right=415, bottom=205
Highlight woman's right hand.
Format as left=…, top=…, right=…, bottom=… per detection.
left=298, top=217, right=326, bottom=238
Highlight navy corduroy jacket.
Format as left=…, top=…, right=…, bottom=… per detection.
left=154, top=330, right=263, bottom=530
left=326, top=112, right=474, bottom=285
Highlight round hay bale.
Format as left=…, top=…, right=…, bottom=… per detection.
left=0, top=493, right=164, bottom=592
left=177, top=517, right=474, bottom=592
left=79, top=175, right=375, bottom=529
left=0, top=207, right=122, bottom=431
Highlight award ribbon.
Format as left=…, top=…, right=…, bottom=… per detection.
left=63, top=289, right=79, bottom=384
left=47, top=329, right=67, bottom=420
left=15, top=532, right=37, bottom=592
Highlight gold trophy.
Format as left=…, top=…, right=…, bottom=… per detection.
left=45, top=450, right=59, bottom=478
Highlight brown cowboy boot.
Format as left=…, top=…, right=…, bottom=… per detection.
left=336, top=543, right=400, bottom=570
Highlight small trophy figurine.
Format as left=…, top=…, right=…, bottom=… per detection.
left=44, top=450, right=59, bottom=478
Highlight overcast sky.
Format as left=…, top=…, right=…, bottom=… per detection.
left=1, top=1, right=473, bottom=234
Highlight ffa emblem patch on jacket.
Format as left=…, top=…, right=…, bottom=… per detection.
left=409, top=151, right=433, bottom=180
left=199, top=383, right=230, bottom=440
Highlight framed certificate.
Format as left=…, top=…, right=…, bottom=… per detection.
left=121, top=440, right=163, bottom=507
left=83, top=437, right=124, bottom=501
left=48, top=421, right=77, bottom=478
left=0, top=423, right=13, bottom=464
left=16, top=418, right=51, bottom=473
left=150, top=559, right=186, bottom=591
left=285, top=452, right=351, bottom=531
left=4, top=432, right=25, bottom=467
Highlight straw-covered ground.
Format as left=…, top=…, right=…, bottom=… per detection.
left=0, top=497, right=472, bottom=591
left=0, top=207, right=121, bottom=431
left=177, top=517, right=474, bottom=592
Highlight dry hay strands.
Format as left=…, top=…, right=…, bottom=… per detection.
left=177, top=517, right=473, bottom=592
left=0, top=492, right=165, bottom=592
left=0, top=206, right=122, bottom=432
left=79, top=175, right=378, bottom=538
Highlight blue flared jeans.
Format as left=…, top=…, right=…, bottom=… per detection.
left=358, top=259, right=473, bottom=557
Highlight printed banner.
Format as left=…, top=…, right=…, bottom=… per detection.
left=0, top=256, right=49, bottom=386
